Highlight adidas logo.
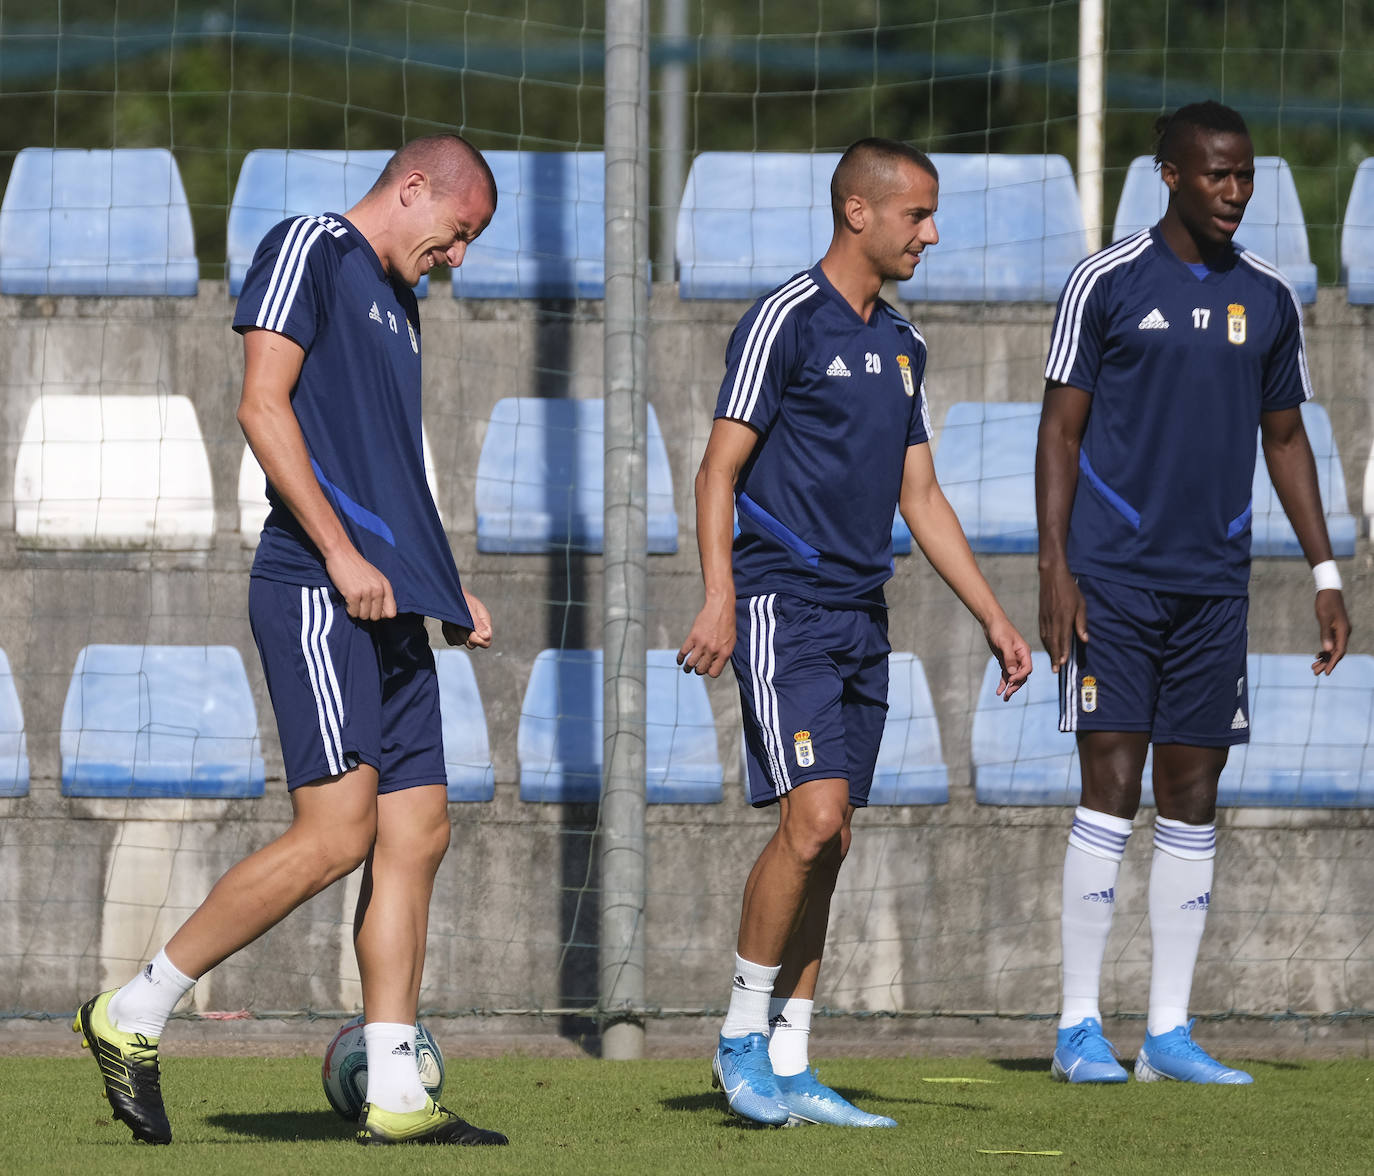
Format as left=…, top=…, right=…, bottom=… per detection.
left=1231, top=708, right=1248, bottom=730
left=732, top=974, right=747, bottom=990
left=1180, top=891, right=1211, bottom=911
left=1137, top=307, right=1170, bottom=330
left=143, top=963, right=155, bottom=979
left=391, top=1041, right=414, bottom=1055
left=826, top=355, right=851, bottom=377
left=1081, top=887, right=1115, bottom=904
left=369, top=301, right=383, bottom=325
left=769, top=1013, right=791, bottom=1029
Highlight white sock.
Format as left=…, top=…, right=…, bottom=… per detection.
left=362, top=1021, right=429, bottom=1113
left=767, top=996, right=813, bottom=1077
left=720, top=954, right=779, bottom=1039
left=1059, top=806, right=1132, bottom=1030
left=107, top=948, right=196, bottom=1039
left=1147, top=817, right=1216, bottom=1037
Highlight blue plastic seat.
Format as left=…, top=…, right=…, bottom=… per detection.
left=1341, top=158, right=1374, bottom=304
left=869, top=653, right=949, bottom=804
left=0, top=148, right=198, bottom=296
left=676, top=151, right=1084, bottom=301
left=1113, top=155, right=1317, bottom=302
left=932, top=401, right=1040, bottom=553
left=60, top=645, right=265, bottom=798
left=434, top=650, right=495, bottom=801
left=897, top=154, right=1086, bottom=303
left=451, top=151, right=606, bottom=299
left=1218, top=654, right=1374, bottom=807
left=474, top=398, right=678, bottom=553
left=972, top=652, right=1159, bottom=806
left=517, top=649, right=723, bottom=803
left=227, top=149, right=427, bottom=296
left=1250, top=402, right=1355, bottom=557
left=0, top=650, right=29, bottom=798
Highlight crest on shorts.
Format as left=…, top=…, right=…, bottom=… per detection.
left=793, top=730, right=815, bottom=768
left=1080, top=675, right=1098, bottom=713
left=1227, top=303, right=1246, bottom=345
left=407, top=318, right=419, bottom=354
left=896, top=353, right=915, bottom=397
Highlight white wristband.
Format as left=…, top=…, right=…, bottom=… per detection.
left=1313, top=560, right=1342, bottom=593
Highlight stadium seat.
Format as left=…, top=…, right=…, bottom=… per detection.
left=1113, top=155, right=1318, bottom=302
left=451, top=151, right=607, bottom=299
left=869, top=653, right=949, bottom=804
left=60, top=645, right=265, bottom=798
left=897, top=154, right=1087, bottom=303
left=972, top=652, right=1157, bottom=806
left=1218, top=654, right=1374, bottom=807
left=0, top=148, right=199, bottom=296
left=1250, top=402, right=1355, bottom=557
left=227, top=149, right=428, bottom=296
left=675, top=151, right=1085, bottom=301
left=0, top=650, right=29, bottom=798
left=517, top=649, right=723, bottom=803
left=932, top=401, right=1040, bottom=553
left=239, top=432, right=444, bottom=543
left=434, top=649, right=495, bottom=801
left=474, top=398, right=678, bottom=553
left=15, top=394, right=215, bottom=550
left=1341, top=158, right=1374, bottom=304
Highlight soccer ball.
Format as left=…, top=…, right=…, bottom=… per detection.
left=321, top=1016, right=445, bottom=1120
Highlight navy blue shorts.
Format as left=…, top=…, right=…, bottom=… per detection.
left=731, top=592, right=890, bottom=808
left=248, top=577, right=446, bottom=792
left=1059, top=574, right=1250, bottom=747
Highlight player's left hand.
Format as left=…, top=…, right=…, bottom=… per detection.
left=1312, top=589, right=1350, bottom=676
left=444, top=592, right=493, bottom=649
left=985, top=615, right=1033, bottom=701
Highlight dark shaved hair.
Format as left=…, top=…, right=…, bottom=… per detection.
left=370, top=133, right=498, bottom=212
left=1153, top=101, right=1250, bottom=169
left=830, top=138, right=938, bottom=226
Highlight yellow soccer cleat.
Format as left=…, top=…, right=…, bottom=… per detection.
left=356, top=1096, right=509, bottom=1146
left=73, top=990, right=171, bottom=1144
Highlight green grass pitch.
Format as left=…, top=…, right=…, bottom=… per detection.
left=4, top=1054, right=1372, bottom=1175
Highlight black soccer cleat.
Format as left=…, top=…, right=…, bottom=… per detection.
left=356, top=1097, right=509, bottom=1146
left=73, top=990, right=172, bottom=1144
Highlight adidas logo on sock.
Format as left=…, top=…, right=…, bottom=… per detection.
left=826, top=355, right=851, bottom=377
left=1081, top=887, right=1115, bottom=904
left=769, top=1013, right=791, bottom=1029
left=143, top=963, right=155, bottom=980
left=1137, top=307, right=1169, bottom=330
left=732, top=974, right=747, bottom=990
left=391, top=1041, right=414, bottom=1055
left=1180, top=891, right=1211, bottom=911
left=1231, top=708, right=1248, bottom=730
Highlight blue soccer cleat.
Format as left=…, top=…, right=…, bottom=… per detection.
left=1051, top=1017, right=1129, bottom=1084
left=775, top=1068, right=897, bottom=1127
left=1134, top=1020, right=1253, bottom=1085
left=711, top=1033, right=790, bottom=1125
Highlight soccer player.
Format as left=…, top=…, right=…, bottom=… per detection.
left=74, top=135, right=509, bottom=1146
left=1038, top=101, right=1351, bottom=1085
left=678, top=138, right=1033, bottom=1126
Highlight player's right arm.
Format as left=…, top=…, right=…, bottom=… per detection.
left=1035, top=380, right=1092, bottom=671
left=236, top=328, right=396, bottom=622
left=677, top=418, right=759, bottom=677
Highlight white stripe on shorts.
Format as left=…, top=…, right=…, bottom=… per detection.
left=748, top=593, right=792, bottom=796
left=1059, top=633, right=1080, bottom=733
left=299, top=586, right=345, bottom=775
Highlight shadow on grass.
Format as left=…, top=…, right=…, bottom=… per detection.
left=662, top=1087, right=987, bottom=1118
left=989, top=1058, right=1055, bottom=1074
left=206, top=1111, right=352, bottom=1143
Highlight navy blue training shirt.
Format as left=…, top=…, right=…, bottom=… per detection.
left=1045, top=226, right=1311, bottom=596
left=233, top=213, right=473, bottom=629
left=715, top=264, right=932, bottom=609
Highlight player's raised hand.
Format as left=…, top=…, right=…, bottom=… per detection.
left=986, top=615, right=1033, bottom=701
left=1039, top=561, right=1087, bottom=672
left=678, top=592, right=736, bottom=677
left=444, top=591, right=494, bottom=649
left=1312, top=589, right=1350, bottom=676
left=325, top=547, right=396, bottom=621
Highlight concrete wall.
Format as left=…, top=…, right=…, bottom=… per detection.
left=0, top=284, right=1371, bottom=1046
